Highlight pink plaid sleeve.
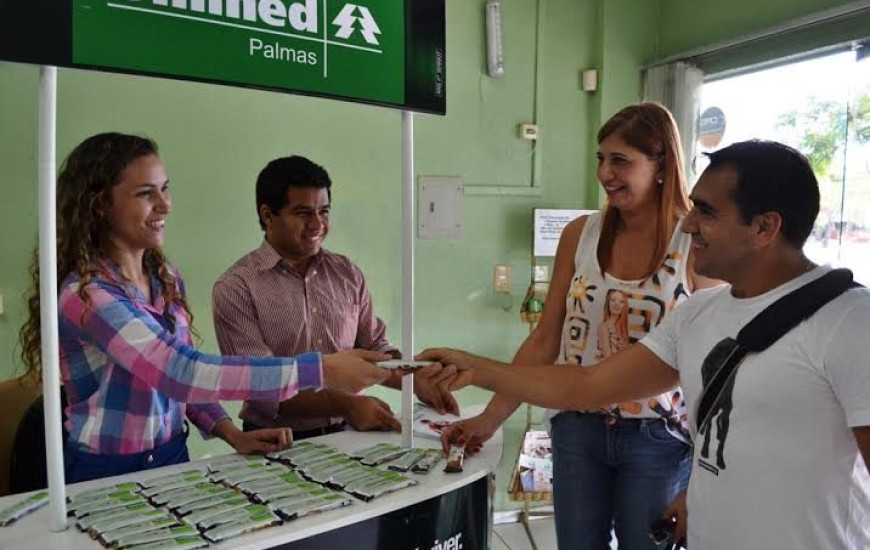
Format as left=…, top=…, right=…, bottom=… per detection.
left=60, top=281, right=322, bottom=404
left=186, top=403, right=231, bottom=437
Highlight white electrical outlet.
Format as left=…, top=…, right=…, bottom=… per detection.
left=494, top=264, right=512, bottom=292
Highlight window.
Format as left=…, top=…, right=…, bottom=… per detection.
left=697, top=49, right=870, bottom=284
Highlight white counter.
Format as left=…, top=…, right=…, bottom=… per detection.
left=0, top=412, right=502, bottom=550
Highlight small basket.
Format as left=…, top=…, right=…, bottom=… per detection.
left=508, top=459, right=552, bottom=503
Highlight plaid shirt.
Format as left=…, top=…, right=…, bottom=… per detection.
left=59, top=262, right=322, bottom=455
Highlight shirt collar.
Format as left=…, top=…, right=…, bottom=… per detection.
left=253, top=239, right=286, bottom=273
left=254, top=239, right=325, bottom=275
left=100, top=259, right=166, bottom=310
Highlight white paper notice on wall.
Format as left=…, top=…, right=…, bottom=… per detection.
left=533, top=208, right=596, bottom=257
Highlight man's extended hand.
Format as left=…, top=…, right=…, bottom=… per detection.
left=661, top=490, right=688, bottom=547
left=323, top=349, right=391, bottom=393
left=343, top=395, right=402, bottom=432
left=415, top=348, right=474, bottom=391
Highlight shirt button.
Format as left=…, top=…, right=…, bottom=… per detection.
left=317, top=339, right=323, bottom=345
left=146, top=454, right=154, bottom=464
left=312, top=270, right=317, bottom=275
left=312, top=307, right=317, bottom=314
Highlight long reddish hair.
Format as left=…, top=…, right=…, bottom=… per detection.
left=596, top=103, right=691, bottom=278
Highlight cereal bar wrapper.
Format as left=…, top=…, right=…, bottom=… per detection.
left=202, top=508, right=281, bottom=543
left=443, top=445, right=465, bottom=473
left=0, top=491, right=49, bottom=526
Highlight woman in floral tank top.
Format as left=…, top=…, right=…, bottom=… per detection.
left=430, top=104, right=720, bottom=549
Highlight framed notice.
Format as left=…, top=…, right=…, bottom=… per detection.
left=0, top=0, right=445, bottom=114
left=533, top=208, right=595, bottom=257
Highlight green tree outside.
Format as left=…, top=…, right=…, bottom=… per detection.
left=776, top=85, right=870, bottom=236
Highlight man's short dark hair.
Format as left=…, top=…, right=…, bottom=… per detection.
left=704, top=140, right=820, bottom=248
left=256, top=156, right=332, bottom=230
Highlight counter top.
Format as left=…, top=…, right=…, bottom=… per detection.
left=0, top=406, right=502, bottom=550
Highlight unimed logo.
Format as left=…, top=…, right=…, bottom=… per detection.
left=115, top=0, right=383, bottom=46
left=333, top=3, right=381, bottom=45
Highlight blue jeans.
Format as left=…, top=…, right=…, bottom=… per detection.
left=65, top=432, right=190, bottom=484
left=551, top=412, right=691, bottom=550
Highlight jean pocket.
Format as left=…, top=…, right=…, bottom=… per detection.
left=642, top=421, right=684, bottom=445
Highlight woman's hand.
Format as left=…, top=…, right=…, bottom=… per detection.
left=439, top=412, right=500, bottom=455
left=322, top=350, right=391, bottom=393
left=212, top=419, right=293, bottom=454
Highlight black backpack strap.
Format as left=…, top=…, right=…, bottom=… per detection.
left=696, top=268, right=859, bottom=430
left=736, top=268, right=858, bottom=351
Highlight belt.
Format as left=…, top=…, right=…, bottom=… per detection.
left=242, top=420, right=347, bottom=440
left=574, top=411, right=664, bottom=427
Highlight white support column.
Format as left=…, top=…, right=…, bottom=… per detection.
left=38, top=65, right=68, bottom=531
left=401, top=110, right=415, bottom=448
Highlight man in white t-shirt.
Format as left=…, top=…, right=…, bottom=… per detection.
left=421, top=140, right=870, bottom=550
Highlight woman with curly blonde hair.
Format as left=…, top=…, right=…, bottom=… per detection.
left=19, top=132, right=390, bottom=483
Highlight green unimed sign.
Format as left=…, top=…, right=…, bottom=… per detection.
left=0, top=0, right=445, bottom=113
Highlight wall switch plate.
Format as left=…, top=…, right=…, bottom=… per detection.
left=494, top=264, right=512, bottom=292
left=519, top=123, right=539, bottom=140
left=533, top=264, right=549, bottom=283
